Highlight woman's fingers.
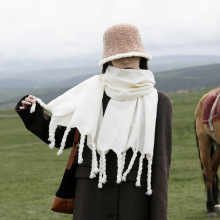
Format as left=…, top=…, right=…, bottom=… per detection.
left=20, top=95, right=36, bottom=110
left=28, top=95, right=36, bottom=100
left=26, top=95, right=36, bottom=103
left=22, top=100, right=32, bottom=105
left=19, top=105, right=28, bottom=109
left=25, top=97, right=36, bottom=104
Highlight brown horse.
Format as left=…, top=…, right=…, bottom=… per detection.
left=195, top=88, right=220, bottom=218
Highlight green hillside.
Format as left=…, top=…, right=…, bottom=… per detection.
left=0, top=88, right=217, bottom=219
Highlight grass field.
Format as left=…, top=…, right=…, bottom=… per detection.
left=0, top=88, right=219, bottom=219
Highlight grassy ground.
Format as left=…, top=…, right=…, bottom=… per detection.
left=0, top=110, right=71, bottom=220
left=0, top=88, right=219, bottom=219
left=168, top=89, right=211, bottom=220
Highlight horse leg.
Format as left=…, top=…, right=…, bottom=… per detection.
left=211, top=143, right=220, bottom=212
left=199, top=136, right=216, bottom=217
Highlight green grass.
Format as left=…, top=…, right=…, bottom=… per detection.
left=0, top=110, right=71, bottom=220
left=0, top=88, right=218, bottom=219
left=167, top=90, right=205, bottom=219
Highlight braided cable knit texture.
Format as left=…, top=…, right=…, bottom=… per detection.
left=122, top=150, right=138, bottom=181
left=90, top=143, right=99, bottom=178
left=116, top=153, right=123, bottom=184
left=135, top=154, right=145, bottom=187
left=98, top=154, right=103, bottom=188
left=78, top=134, right=86, bottom=164
left=101, top=151, right=107, bottom=183
left=57, top=126, right=72, bottom=155
left=48, top=117, right=57, bottom=149
left=146, top=155, right=153, bottom=195
left=121, top=152, right=127, bottom=175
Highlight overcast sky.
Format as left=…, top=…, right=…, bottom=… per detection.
left=0, top=0, right=220, bottom=63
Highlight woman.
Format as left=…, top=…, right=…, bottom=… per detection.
left=16, top=23, right=172, bottom=220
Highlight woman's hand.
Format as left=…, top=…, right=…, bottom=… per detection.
left=19, top=95, right=36, bottom=110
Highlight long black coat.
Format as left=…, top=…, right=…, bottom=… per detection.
left=16, top=91, right=172, bottom=220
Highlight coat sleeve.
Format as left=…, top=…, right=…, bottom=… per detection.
left=15, top=95, right=75, bottom=149
left=150, top=92, right=172, bottom=220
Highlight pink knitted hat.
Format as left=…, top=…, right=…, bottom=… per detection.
left=99, top=23, right=152, bottom=67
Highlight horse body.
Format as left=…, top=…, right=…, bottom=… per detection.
left=195, top=88, right=220, bottom=218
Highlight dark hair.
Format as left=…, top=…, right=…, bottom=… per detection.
left=102, top=63, right=109, bottom=74
left=139, top=58, right=148, bottom=70
left=102, top=58, right=148, bottom=74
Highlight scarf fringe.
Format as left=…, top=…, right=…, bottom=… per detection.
left=48, top=117, right=57, bottom=150
left=95, top=148, right=152, bottom=195
left=136, top=154, right=145, bottom=187
left=101, top=151, right=107, bottom=183
left=30, top=98, right=57, bottom=150
left=98, top=151, right=104, bottom=188
left=146, top=155, right=153, bottom=195
left=116, top=152, right=123, bottom=184
left=78, top=134, right=86, bottom=163
left=90, top=143, right=99, bottom=178
left=30, top=97, right=51, bottom=113
left=121, top=152, right=126, bottom=176
left=122, top=150, right=138, bottom=181
left=30, top=99, right=153, bottom=195
left=57, top=126, right=71, bottom=155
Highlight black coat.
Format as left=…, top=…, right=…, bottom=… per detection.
left=16, top=91, right=172, bottom=220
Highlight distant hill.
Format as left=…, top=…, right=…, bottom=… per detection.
left=150, top=54, right=220, bottom=72
left=1, top=62, right=220, bottom=110
left=1, top=54, right=220, bottom=73
left=1, top=55, right=220, bottom=90
left=155, top=63, right=220, bottom=92
left=0, top=67, right=99, bottom=89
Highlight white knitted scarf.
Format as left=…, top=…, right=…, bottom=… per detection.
left=31, top=65, right=158, bottom=195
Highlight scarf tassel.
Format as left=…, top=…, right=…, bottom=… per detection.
left=30, top=98, right=57, bottom=150
left=135, top=154, right=145, bottom=187
left=122, top=150, right=138, bottom=182
left=121, top=152, right=126, bottom=177
left=90, top=143, right=99, bottom=179
left=30, top=97, right=50, bottom=114
left=101, top=151, right=107, bottom=183
left=116, top=153, right=123, bottom=184
left=78, top=133, right=86, bottom=163
left=98, top=151, right=105, bottom=188
left=56, top=126, right=72, bottom=155
left=48, top=116, right=57, bottom=149
left=146, top=155, right=153, bottom=195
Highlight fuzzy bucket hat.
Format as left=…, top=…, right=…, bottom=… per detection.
left=99, top=23, right=152, bottom=67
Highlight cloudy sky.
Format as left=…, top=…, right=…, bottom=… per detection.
left=0, top=0, right=220, bottom=64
